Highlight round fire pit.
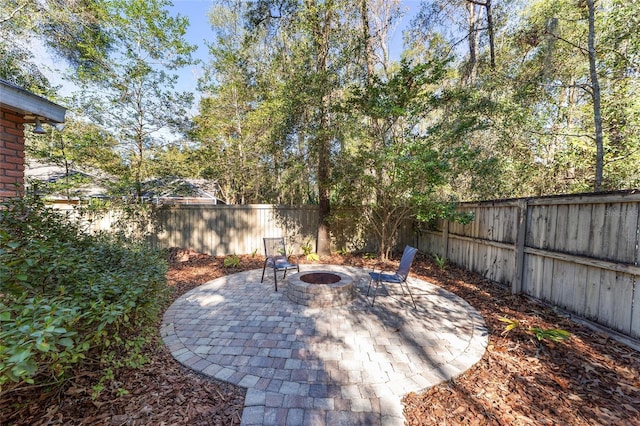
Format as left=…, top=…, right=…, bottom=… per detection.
left=286, top=271, right=355, bottom=307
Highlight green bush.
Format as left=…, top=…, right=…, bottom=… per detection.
left=0, top=196, right=168, bottom=393
left=223, top=254, right=240, bottom=268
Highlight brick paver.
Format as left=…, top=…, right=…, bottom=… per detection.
left=161, top=265, right=487, bottom=425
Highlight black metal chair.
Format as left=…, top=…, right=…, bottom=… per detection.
left=261, top=237, right=299, bottom=291
left=367, top=245, right=419, bottom=308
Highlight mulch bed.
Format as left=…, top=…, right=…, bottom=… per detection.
left=2, top=248, right=639, bottom=425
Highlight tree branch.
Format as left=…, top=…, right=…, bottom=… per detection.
left=0, top=1, right=28, bottom=24
left=566, top=83, right=593, bottom=96
left=525, top=129, right=596, bottom=141
left=546, top=30, right=589, bottom=55
left=605, top=148, right=640, bottom=164
left=466, top=0, right=488, bottom=5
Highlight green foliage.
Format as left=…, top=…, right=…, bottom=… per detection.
left=499, top=317, right=523, bottom=334
left=25, top=119, right=124, bottom=195
left=0, top=196, right=168, bottom=393
left=433, top=254, right=447, bottom=271
left=415, top=200, right=475, bottom=226
left=0, top=0, right=112, bottom=93
left=529, top=326, right=572, bottom=342
left=223, top=254, right=240, bottom=268
left=336, top=58, right=495, bottom=259
left=499, top=317, right=571, bottom=343
left=301, top=239, right=319, bottom=261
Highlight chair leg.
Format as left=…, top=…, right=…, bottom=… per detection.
left=366, top=278, right=373, bottom=296
left=261, top=261, right=267, bottom=283
left=371, top=280, right=380, bottom=306
left=403, top=281, right=417, bottom=309
left=273, top=268, right=278, bottom=291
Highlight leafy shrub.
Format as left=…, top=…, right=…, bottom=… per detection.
left=499, top=317, right=571, bottom=343
left=433, top=254, right=447, bottom=270
left=223, top=254, right=240, bottom=268
left=0, top=196, right=168, bottom=393
left=301, top=239, right=319, bottom=261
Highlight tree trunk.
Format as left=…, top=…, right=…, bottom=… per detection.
left=464, top=2, right=480, bottom=85
left=485, top=0, right=495, bottom=69
left=317, top=129, right=331, bottom=255
left=587, top=0, right=604, bottom=191
left=465, top=0, right=494, bottom=69
left=360, top=0, right=375, bottom=83
left=306, top=0, right=333, bottom=255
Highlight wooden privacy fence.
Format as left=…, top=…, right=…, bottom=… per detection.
left=59, top=203, right=413, bottom=255
left=151, top=204, right=320, bottom=256
left=418, top=191, right=640, bottom=339
left=148, top=204, right=413, bottom=256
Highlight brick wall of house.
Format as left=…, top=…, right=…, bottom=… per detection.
left=0, top=106, right=26, bottom=199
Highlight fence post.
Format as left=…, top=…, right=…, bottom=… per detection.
left=442, top=219, right=450, bottom=259
left=512, top=199, right=528, bottom=294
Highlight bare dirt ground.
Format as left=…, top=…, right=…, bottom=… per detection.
left=2, top=248, right=639, bottom=425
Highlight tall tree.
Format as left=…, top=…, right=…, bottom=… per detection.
left=510, top=0, right=623, bottom=192
left=302, top=0, right=334, bottom=255
left=408, top=0, right=640, bottom=196
left=74, top=0, right=196, bottom=199
left=586, top=0, right=604, bottom=191
left=192, top=1, right=270, bottom=204
left=339, top=59, right=496, bottom=258
left=25, top=118, right=124, bottom=197
left=238, top=0, right=363, bottom=254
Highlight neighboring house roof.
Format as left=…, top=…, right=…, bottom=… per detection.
left=0, top=79, right=66, bottom=124
left=24, top=160, right=110, bottom=198
left=25, top=161, right=225, bottom=203
left=142, top=176, right=224, bottom=204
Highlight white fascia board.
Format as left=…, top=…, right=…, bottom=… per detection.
left=0, top=80, right=66, bottom=123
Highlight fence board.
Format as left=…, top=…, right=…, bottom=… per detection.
left=604, top=203, right=620, bottom=261
left=527, top=205, right=545, bottom=248
left=566, top=204, right=580, bottom=254
left=632, top=278, right=640, bottom=338
left=612, top=273, right=634, bottom=335
left=545, top=204, right=558, bottom=251
left=591, top=203, right=606, bottom=259
left=576, top=204, right=592, bottom=257
left=551, top=259, right=568, bottom=307
left=585, top=267, right=602, bottom=321
left=554, top=204, right=569, bottom=253
left=597, top=270, right=616, bottom=330
left=572, top=263, right=588, bottom=315
left=541, top=257, right=554, bottom=303
left=619, top=203, right=639, bottom=263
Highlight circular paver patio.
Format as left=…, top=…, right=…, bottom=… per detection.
left=161, top=265, right=488, bottom=425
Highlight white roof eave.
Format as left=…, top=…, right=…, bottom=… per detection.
left=0, top=79, right=66, bottom=123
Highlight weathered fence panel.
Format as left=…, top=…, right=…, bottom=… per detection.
left=418, top=191, right=640, bottom=339
left=59, top=202, right=414, bottom=256
left=152, top=204, right=319, bottom=256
